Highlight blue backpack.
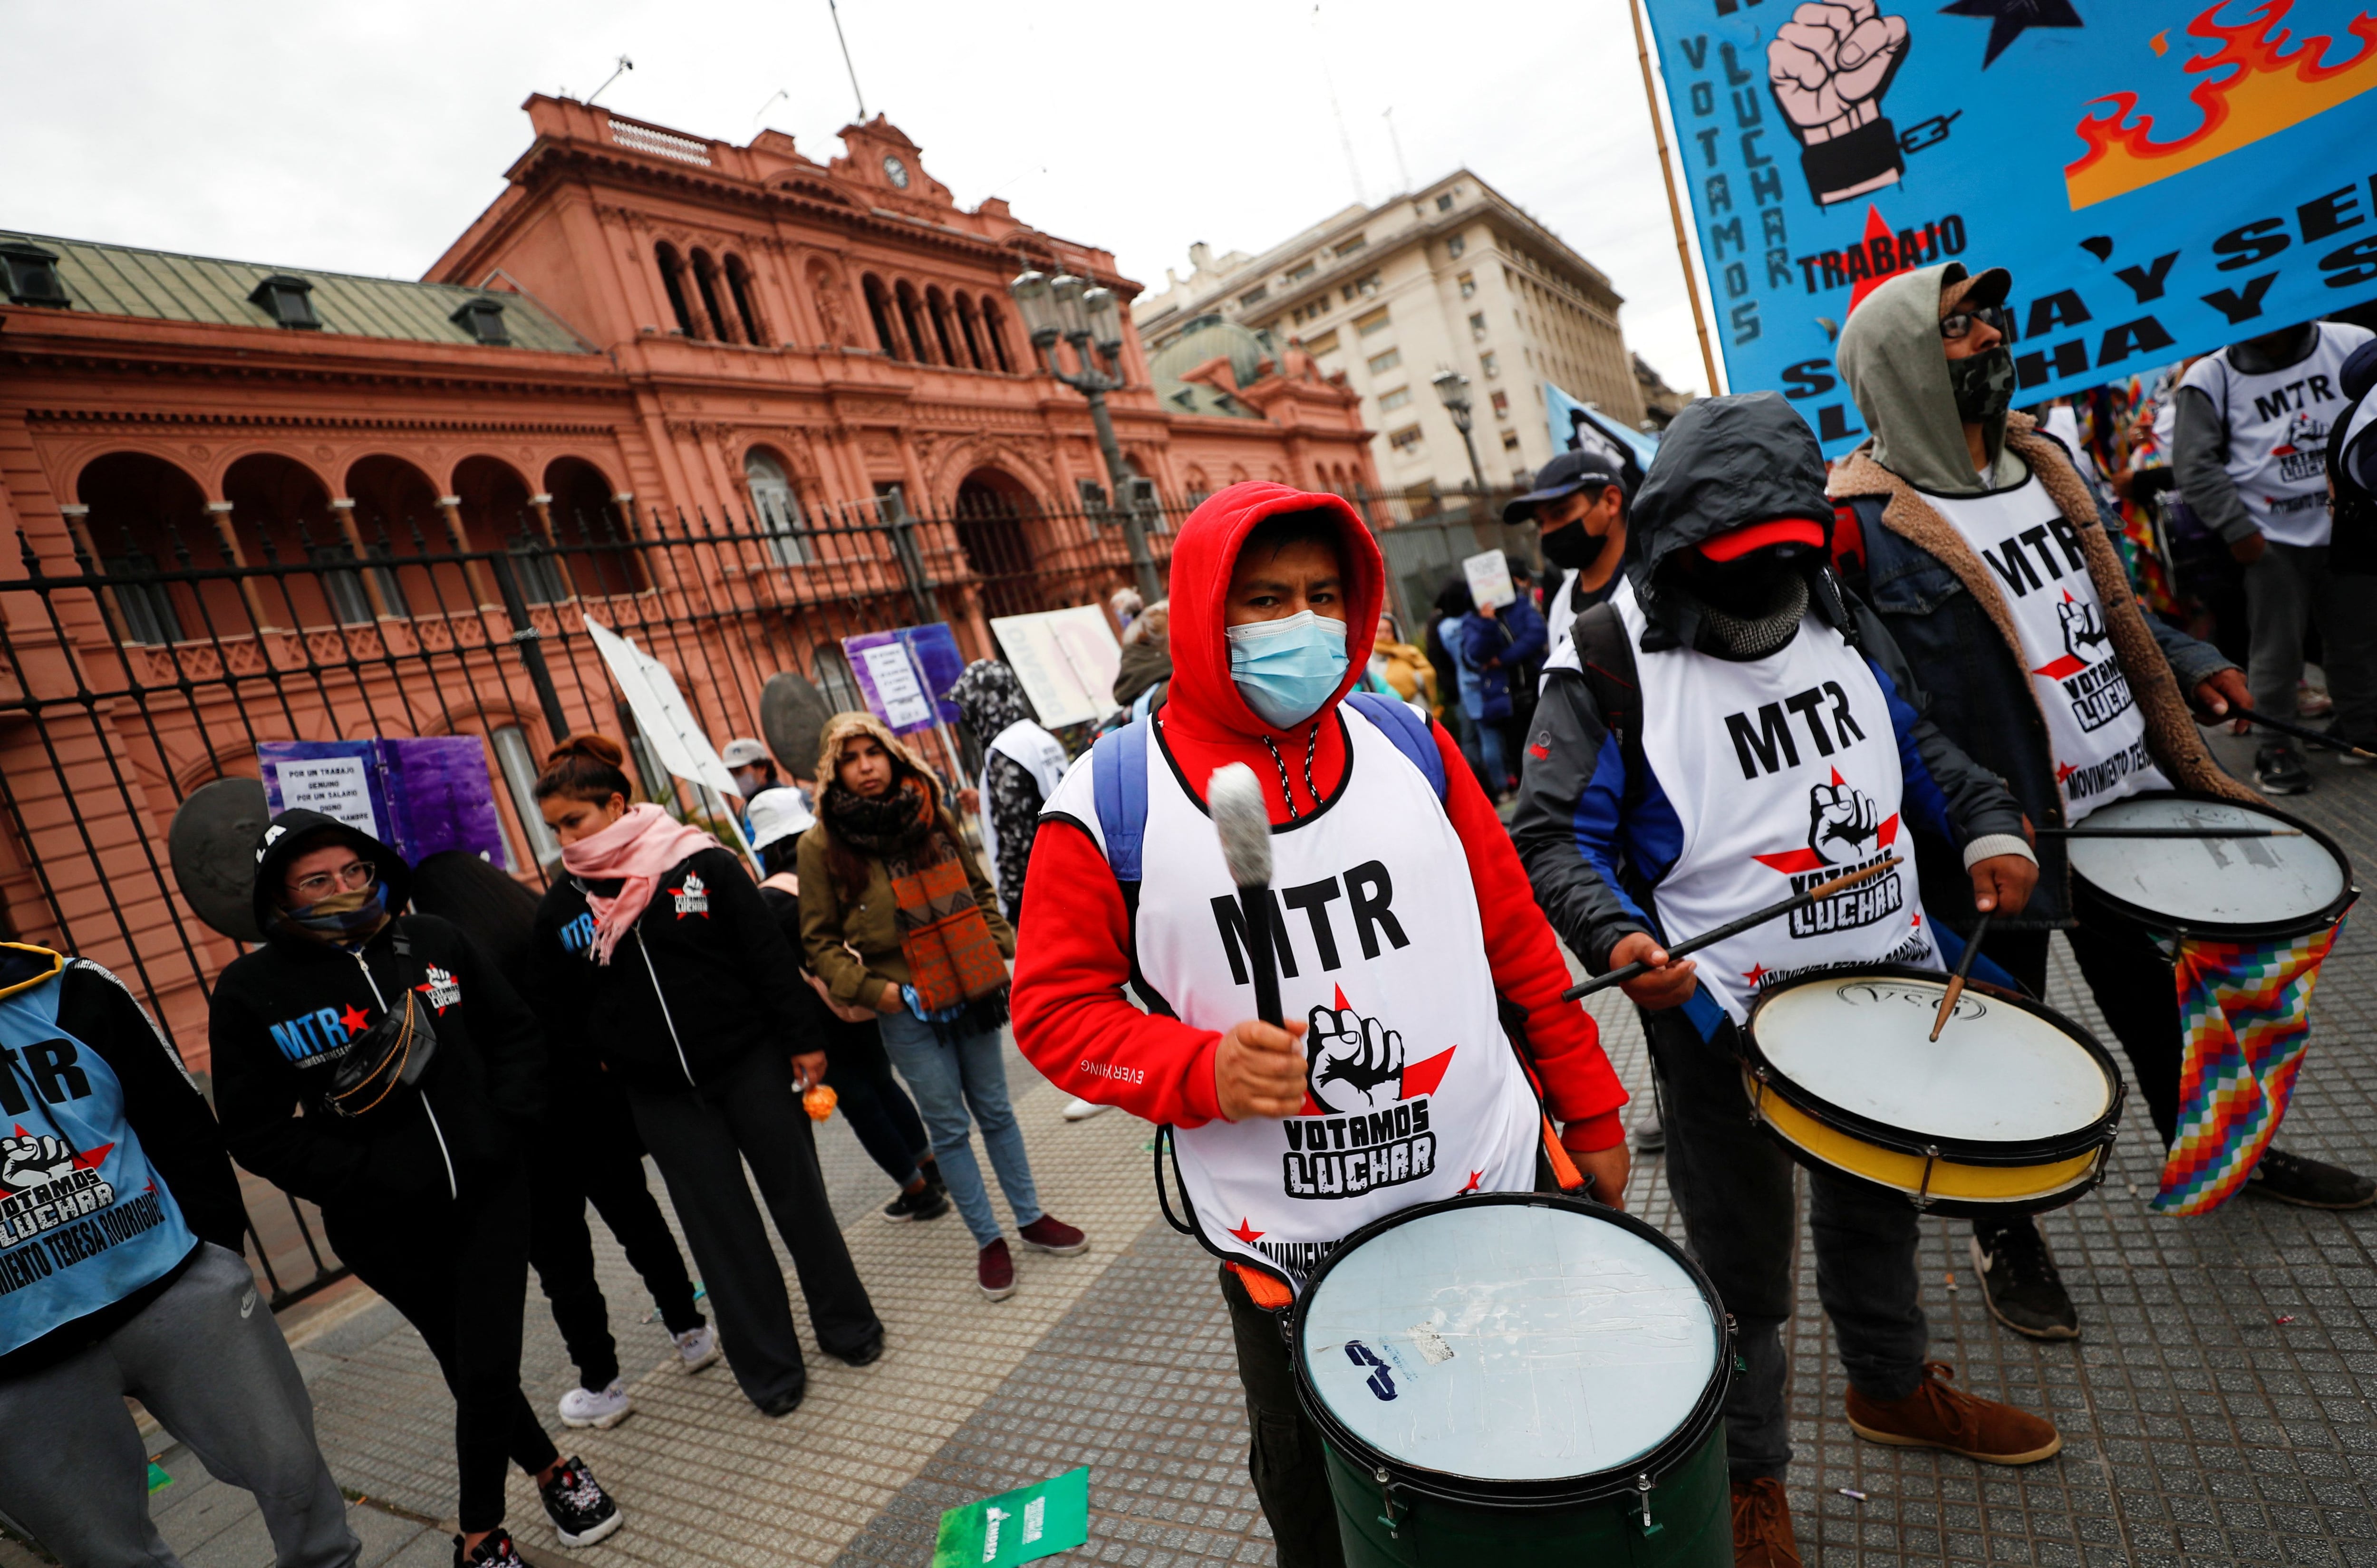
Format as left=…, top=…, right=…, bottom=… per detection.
left=1088, top=691, right=1446, bottom=888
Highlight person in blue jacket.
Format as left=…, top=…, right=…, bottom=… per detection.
left=1458, top=576, right=1548, bottom=796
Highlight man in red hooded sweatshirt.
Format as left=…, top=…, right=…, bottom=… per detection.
left=1012, top=483, right=1629, bottom=1567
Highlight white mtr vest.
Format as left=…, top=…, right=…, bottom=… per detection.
left=1614, top=580, right=1936, bottom=1024
left=1044, top=704, right=1540, bottom=1293
left=1926, top=474, right=2170, bottom=820
left=2181, top=323, right=2374, bottom=548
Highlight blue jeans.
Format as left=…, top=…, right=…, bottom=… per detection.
left=878, top=1010, right=1044, bottom=1247
left=1478, top=722, right=1508, bottom=792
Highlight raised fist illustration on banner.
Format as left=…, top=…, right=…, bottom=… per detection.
left=1809, top=779, right=1881, bottom=866
left=1768, top=0, right=1911, bottom=205
left=0, top=1133, right=72, bottom=1191
left=2058, top=596, right=2110, bottom=663
left=1306, top=1003, right=1406, bottom=1116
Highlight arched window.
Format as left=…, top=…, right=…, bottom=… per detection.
left=744, top=448, right=806, bottom=566
left=954, top=294, right=987, bottom=370
left=894, top=281, right=934, bottom=366
left=654, top=243, right=698, bottom=337
left=725, top=254, right=766, bottom=345
left=862, top=274, right=903, bottom=359
left=979, top=300, right=1015, bottom=372
left=925, top=287, right=960, bottom=366
left=690, top=249, right=733, bottom=341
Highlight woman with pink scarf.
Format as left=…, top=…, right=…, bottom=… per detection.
left=528, top=735, right=879, bottom=1418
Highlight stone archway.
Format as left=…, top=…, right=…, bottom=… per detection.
left=954, top=467, right=1044, bottom=621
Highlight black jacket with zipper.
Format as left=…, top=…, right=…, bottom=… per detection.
left=210, top=811, right=547, bottom=1214
left=532, top=847, right=821, bottom=1092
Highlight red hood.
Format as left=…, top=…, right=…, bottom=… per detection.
left=1163, top=481, right=1384, bottom=747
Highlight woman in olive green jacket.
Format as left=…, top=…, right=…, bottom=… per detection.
left=797, top=712, right=1087, bottom=1299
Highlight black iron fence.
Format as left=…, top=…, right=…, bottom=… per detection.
left=0, top=477, right=1537, bottom=1307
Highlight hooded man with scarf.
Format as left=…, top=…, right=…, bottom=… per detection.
left=946, top=659, right=1071, bottom=923
left=212, top=811, right=620, bottom=1568
left=1828, top=264, right=2371, bottom=1333
left=1011, top=481, right=1629, bottom=1568
left=529, top=736, right=882, bottom=1417
left=1512, top=393, right=2055, bottom=1568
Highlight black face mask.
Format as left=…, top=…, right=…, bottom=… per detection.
left=1540, top=516, right=1612, bottom=572
left=1670, top=545, right=1808, bottom=616
left=1948, top=346, right=2015, bottom=424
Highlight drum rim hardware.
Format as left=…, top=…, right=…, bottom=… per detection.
left=1740, top=962, right=2125, bottom=1217
left=2067, top=789, right=2357, bottom=943
left=1290, top=1191, right=1736, bottom=1510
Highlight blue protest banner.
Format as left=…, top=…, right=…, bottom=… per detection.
left=1544, top=381, right=1661, bottom=484
left=1636, top=0, right=2377, bottom=452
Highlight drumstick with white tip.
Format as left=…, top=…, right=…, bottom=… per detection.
left=1209, top=764, right=1285, bottom=1029
left=1930, top=912, right=1991, bottom=1042
left=1563, top=856, right=1903, bottom=1002
left=2033, top=826, right=2303, bottom=838
left=2227, top=707, right=2377, bottom=761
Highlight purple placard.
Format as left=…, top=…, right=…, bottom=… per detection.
left=842, top=624, right=967, bottom=736
left=257, top=736, right=510, bottom=867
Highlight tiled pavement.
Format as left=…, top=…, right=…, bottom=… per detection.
left=22, top=725, right=2377, bottom=1568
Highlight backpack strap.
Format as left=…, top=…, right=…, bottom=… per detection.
left=1089, top=716, right=1151, bottom=885
left=1343, top=691, right=1447, bottom=801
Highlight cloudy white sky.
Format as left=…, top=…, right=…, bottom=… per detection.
left=10, top=0, right=1710, bottom=396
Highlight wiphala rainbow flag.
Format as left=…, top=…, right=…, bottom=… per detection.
left=2155, top=922, right=2346, bottom=1215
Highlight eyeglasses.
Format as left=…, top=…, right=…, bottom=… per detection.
left=289, top=860, right=377, bottom=902
left=1940, top=305, right=2009, bottom=342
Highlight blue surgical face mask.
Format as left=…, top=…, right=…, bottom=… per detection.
left=1226, top=611, right=1349, bottom=729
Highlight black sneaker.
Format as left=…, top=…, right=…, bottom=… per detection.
left=881, top=1183, right=951, bottom=1223
left=835, top=1330, right=885, bottom=1367
left=759, top=1385, right=806, bottom=1418
left=454, top=1530, right=528, bottom=1568
left=1969, top=1222, right=2079, bottom=1340
left=539, top=1455, right=623, bottom=1547
left=2255, top=743, right=2312, bottom=795
left=2248, top=1148, right=2377, bottom=1209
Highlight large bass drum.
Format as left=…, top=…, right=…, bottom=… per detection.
left=1740, top=964, right=2124, bottom=1216
left=1293, top=1193, right=1734, bottom=1567
left=2066, top=790, right=2354, bottom=943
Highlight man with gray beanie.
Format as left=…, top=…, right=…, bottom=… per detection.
left=1828, top=263, right=2373, bottom=1347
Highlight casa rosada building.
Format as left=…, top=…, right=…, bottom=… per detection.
left=0, top=95, right=1377, bottom=1067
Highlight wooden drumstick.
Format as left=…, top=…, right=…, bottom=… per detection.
left=2229, top=707, right=2377, bottom=761
left=1930, top=912, right=1991, bottom=1042
left=1563, top=856, right=1903, bottom=1002
left=2033, top=826, right=2302, bottom=838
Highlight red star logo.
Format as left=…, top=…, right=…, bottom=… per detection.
left=2055, top=759, right=2079, bottom=785
left=1228, top=1217, right=1265, bottom=1245
left=70, top=1143, right=114, bottom=1171
left=338, top=1004, right=370, bottom=1036
left=1743, top=963, right=1770, bottom=985
left=1461, top=1170, right=1484, bottom=1193
left=1911, top=913, right=1923, bottom=929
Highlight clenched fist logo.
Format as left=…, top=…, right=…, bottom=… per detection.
left=2058, top=597, right=2109, bottom=664
left=1306, top=1004, right=1406, bottom=1116
left=0, top=1134, right=72, bottom=1191
left=1768, top=0, right=1911, bottom=205
left=1809, top=779, right=1881, bottom=866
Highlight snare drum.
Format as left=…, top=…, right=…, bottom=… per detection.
left=1294, top=1193, right=1734, bottom=1567
left=1740, top=965, right=2125, bottom=1215
left=2066, top=790, right=2356, bottom=943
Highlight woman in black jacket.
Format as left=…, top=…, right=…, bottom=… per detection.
left=210, top=810, right=620, bottom=1568
left=529, top=736, right=881, bottom=1417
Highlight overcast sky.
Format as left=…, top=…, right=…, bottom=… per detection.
left=10, top=0, right=1709, bottom=398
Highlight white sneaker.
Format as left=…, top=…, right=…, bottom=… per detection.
left=675, top=1324, right=721, bottom=1372
left=557, top=1378, right=631, bottom=1430
left=1062, top=1096, right=1113, bottom=1122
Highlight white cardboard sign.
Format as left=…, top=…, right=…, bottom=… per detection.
left=1463, top=548, right=1516, bottom=611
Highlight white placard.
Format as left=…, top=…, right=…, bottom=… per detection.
left=1463, top=548, right=1516, bottom=610
left=270, top=757, right=382, bottom=838
left=581, top=616, right=740, bottom=799
left=990, top=606, right=1124, bottom=729
left=857, top=641, right=935, bottom=730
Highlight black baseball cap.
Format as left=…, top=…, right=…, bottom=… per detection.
left=1504, top=448, right=1626, bottom=523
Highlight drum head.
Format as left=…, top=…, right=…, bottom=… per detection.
left=169, top=777, right=271, bottom=942
left=2068, top=793, right=2350, bottom=937
left=1297, top=1197, right=1720, bottom=1487
left=760, top=673, right=831, bottom=780
left=1751, top=972, right=2113, bottom=1146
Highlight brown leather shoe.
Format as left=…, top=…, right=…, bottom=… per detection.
left=1845, top=1361, right=2062, bottom=1464
left=1730, top=1477, right=1803, bottom=1568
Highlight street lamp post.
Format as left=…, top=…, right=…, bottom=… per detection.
left=1008, top=269, right=1162, bottom=602
left=1433, top=370, right=1488, bottom=496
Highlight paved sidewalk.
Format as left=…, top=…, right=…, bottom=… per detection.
left=19, top=725, right=2377, bottom=1568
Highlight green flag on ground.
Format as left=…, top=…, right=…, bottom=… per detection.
left=930, top=1467, right=1090, bottom=1567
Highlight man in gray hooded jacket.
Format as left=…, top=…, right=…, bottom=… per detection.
left=1828, top=263, right=2375, bottom=1343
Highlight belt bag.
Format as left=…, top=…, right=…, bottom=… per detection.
left=320, top=933, right=439, bottom=1118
